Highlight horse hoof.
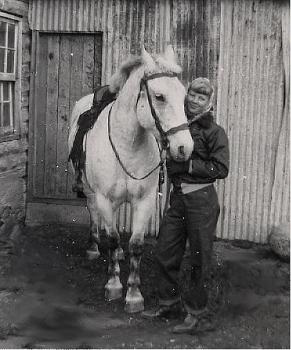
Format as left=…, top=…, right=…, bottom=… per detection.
left=124, top=298, right=144, bottom=313
left=116, top=247, right=125, bottom=260
left=87, top=249, right=100, bottom=260
left=105, top=284, right=123, bottom=301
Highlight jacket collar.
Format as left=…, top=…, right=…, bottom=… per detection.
left=187, top=108, right=214, bottom=129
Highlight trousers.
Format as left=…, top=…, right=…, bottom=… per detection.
left=156, top=184, right=220, bottom=313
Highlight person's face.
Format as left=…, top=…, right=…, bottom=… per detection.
left=186, top=90, right=210, bottom=115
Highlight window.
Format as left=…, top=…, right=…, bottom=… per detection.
left=0, top=12, right=21, bottom=141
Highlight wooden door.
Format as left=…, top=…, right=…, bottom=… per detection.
left=28, top=32, right=102, bottom=204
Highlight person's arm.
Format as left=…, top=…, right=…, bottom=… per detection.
left=166, top=126, right=229, bottom=180
left=189, top=127, right=229, bottom=180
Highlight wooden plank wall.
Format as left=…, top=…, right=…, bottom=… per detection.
left=31, top=33, right=102, bottom=200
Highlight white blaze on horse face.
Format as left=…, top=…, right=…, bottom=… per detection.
left=145, top=76, right=193, bottom=161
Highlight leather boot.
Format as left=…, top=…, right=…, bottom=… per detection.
left=172, top=313, right=216, bottom=334
left=172, top=313, right=199, bottom=334
left=141, top=303, right=181, bottom=320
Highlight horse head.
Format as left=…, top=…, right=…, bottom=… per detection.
left=136, top=45, right=194, bottom=162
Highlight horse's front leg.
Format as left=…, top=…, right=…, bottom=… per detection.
left=125, top=192, right=156, bottom=313
left=93, top=193, right=124, bottom=300
left=86, top=193, right=101, bottom=260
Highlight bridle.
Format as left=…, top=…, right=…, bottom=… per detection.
left=139, top=72, right=189, bottom=149
left=108, top=71, right=189, bottom=181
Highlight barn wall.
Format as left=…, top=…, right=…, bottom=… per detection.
left=216, top=0, right=289, bottom=242
left=27, top=0, right=221, bottom=235
left=27, top=0, right=289, bottom=242
left=28, top=0, right=220, bottom=88
left=0, top=0, right=30, bottom=226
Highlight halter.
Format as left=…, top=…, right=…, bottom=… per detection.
left=108, top=71, right=189, bottom=181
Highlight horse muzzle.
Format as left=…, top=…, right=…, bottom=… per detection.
left=167, top=130, right=194, bottom=162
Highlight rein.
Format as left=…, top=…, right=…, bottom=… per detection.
left=108, top=71, right=188, bottom=182
left=108, top=103, right=165, bottom=181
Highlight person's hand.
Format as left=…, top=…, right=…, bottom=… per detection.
left=166, top=159, right=189, bottom=176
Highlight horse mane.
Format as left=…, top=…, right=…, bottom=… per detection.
left=109, top=50, right=182, bottom=93
left=109, top=56, right=143, bottom=93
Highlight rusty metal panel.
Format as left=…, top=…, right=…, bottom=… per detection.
left=29, top=0, right=97, bottom=32
left=29, top=0, right=220, bottom=84
left=171, top=0, right=221, bottom=90
left=269, top=3, right=290, bottom=229
left=216, top=0, right=288, bottom=243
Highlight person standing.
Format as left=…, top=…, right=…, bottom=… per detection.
left=142, top=78, right=230, bottom=334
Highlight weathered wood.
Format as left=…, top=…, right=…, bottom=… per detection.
left=26, top=201, right=89, bottom=226
left=44, top=34, right=60, bottom=197
left=94, top=34, right=102, bottom=89
left=30, top=33, right=102, bottom=200
left=27, top=30, right=36, bottom=202
left=33, top=33, right=48, bottom=197
left=56, top=35, right=71, bottom=197
left=1, top=0, right=28, bottom=17
left=82, top=36, right=95, bottom=95
left=67, top=35, right=86, bottom=198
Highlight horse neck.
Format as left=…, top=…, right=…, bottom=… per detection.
left=111, top=68, right=147, bottom=150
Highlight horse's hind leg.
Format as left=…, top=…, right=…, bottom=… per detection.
left=86, top=193, right=101, bottom=260
left=125, top=193, right=155, bottom=313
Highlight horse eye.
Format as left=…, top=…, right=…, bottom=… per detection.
left=155, top=94, right=165, bottom=102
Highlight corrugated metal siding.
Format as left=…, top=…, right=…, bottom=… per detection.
left=28, top=0, right=220, bottom=85
left=216, top=0, right=288, bottom=242
left=269, top=3, right=290, bottom=229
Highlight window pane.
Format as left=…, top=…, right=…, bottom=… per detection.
left=3, top=102, right=11, bottom=127
left=0, top=48, right=4, bottom=72
left=0, top=83, right=14, bottom=130
left=7, top=49, right=14, bottom=73
left=0, top=21, right=6, bottom=47
left=3, top=81, right=9, bottom=101
left=8, top=24, right=15, bottom=49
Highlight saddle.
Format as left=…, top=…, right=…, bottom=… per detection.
left=69, top=85, right=117, bottom=196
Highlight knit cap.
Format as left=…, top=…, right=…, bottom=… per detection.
left=188, top=77, right=213, bottom=97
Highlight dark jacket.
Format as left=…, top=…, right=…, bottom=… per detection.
left=167, top=111, right=229, bottom=187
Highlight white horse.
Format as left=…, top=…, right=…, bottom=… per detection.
left=68, top=45, right=193, bottom=313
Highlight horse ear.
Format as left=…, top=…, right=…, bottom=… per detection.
left=164, top=45, right=176, bottom=63
left=141, top=46, right=156, bottom=70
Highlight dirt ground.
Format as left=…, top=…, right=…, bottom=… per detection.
left=0, top=224, right=289, bottom=349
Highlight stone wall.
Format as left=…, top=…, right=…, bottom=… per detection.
left=0, top=0, right=30, bottom=227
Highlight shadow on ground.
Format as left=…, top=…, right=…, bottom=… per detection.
left=0, top=224, right=289, bottom=349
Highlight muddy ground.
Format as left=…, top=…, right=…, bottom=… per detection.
left=0, top=224, right=289, bottom=349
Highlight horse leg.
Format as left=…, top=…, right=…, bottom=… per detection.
left=94, top=193, right=123, bottom=301
left=125, top=193, right=155, bottom=313
left=86, top=193, right=101, bottom=260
